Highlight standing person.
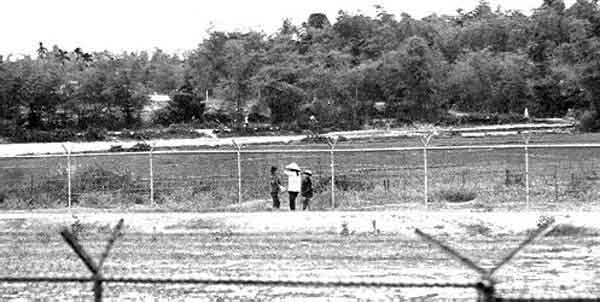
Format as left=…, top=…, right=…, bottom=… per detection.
left=284, top=162, right=301, bottom=210
left=301, top=170, right=313, bottom=210
left=270, top=166, right=283, bottom=209
left=308, top=115, right=319, bottom=139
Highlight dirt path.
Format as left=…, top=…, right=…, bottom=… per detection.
left=1, top=209, right=598, bottom=236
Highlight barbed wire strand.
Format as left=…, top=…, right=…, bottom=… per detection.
left=0, top=276, right=477, bottom=289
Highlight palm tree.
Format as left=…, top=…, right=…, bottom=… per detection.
left=37, top=42, right=48, bottom=59
left=55, top=47, right=71, bottom=65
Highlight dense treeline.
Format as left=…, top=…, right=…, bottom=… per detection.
left=2, top=0, right=600, bottom=142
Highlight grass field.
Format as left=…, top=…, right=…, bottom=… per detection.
left=1, top=132, right=600, bottom=211
left=0, top=210, right=599, bottom=301
left=2, top=133, right=599, bottom=301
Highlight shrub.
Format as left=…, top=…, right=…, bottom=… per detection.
left=166, top=123, right=194, bottom=134
left=77, top=192, right=141, bottom=208
left=75, top=165, right=137, bottom=193
left=8, top=129, right=76, bottom=143
left=437, top=188, right=477, bottom=203
left=441, top=112, right=527, bottom=126
left=83, top=127, right=107, bottom=141
left=578, top=110, right=599, bottom=132
left=54, top=128, right=78, bottom=141
left=156, top=187, right=229, bottom=211
left=472, top=202, right=494, bottom=212
left=546, top=224, right=599, bottom=237
left=527, top=218, right=598, bottom=237
left=128, top=142, right=152, bottom=152
left=300, top=135, right=349, bottom=144
left=108, top=145, right=125, bottom=152
left=536, top=215, right=556, bottom=228
left=566, top=171, right=594, bottom=197
left=108, top=143, right=151, bottom=152
left=505, top=169, right=524, bottom=186
left=279, top=121, right=302, bottom=133
left=462, top=222, right=492, bottom=236
left=192, top=182, right=217, bottom=193
left=316, top=175, right=374, bottom=193
left=112, top=125, right=211, bottom=140
left=71, top=215, right=84, bottom=240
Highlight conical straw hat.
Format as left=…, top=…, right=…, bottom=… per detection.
left=285, top=162, right=300, bottom=171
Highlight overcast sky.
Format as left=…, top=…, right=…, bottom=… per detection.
left=1, top=0, right=576, bottom=57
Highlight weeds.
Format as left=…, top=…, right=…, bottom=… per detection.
left=462, top=222, right=492, bottom=236
left=546, top=224, right=599, bottom=237
left=316, top=175, right=374, bottom=193
left=472, top=202, right=494, bottom=212
left=36, top=231, right=53, bottom=244
left=70, top=215, right=84, bottom=240
left=505, top=169, right=524, bottom=186
left=340, top=223, right=350, bottom=236
left=566, top=171, right=596, bottom=197
left=437, top=188, right=477, bottom=203
left=150, top=227, right=159, bottom=242
left=526, top=216, right=599, bottom=237
left=536, top=215, right=556, bottom=228
left=76, top=164, right=137, bottom=192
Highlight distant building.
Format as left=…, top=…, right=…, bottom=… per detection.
left=141, top=93, right=171, bottom=123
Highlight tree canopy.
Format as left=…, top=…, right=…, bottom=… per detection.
left=2, top=0, right=600, bottom=141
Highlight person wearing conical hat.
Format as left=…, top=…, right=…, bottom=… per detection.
left=284, top=162, right=301, bottom=210
left=301, top=169, right=313, bottom=210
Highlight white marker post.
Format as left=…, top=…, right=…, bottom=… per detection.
left=149, top=145, right=155, bottom=206
left=327, top=137, right=338, bottom=208
left=420, top=133, right=434, bottom=207
left=141, top=139, right=156, bottom=207
left=61, top=144, right=72, bottom=208
left=521, top=132, right=532, bottom=209
left=233, top=140, right=242, bottom=204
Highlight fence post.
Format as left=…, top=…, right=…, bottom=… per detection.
left=233, top=140, right=242, bottom=204
left=475, top=280, right=495, bottom=302
left=61, top=144, right=72, bottom=208
left=149, top=145, right=154, bottom=206
left=60, top=218, right=124, bottom=302
left=521, top=132, right=532, bottom=209
left=415, top=220, right=555, bottom=302
left=327, top=136, right=338, bottom=209
left=419, top=133, right=434, bottom=207
left=554, top=164, right=559, bottom=203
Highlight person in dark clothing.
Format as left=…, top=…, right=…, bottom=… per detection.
left=270, top=166, right=282, bottom=209
left=301, top=170, right=313, bottom=210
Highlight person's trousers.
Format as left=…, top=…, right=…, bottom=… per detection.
left=302, top=197, right=311, bottom=210
left=271, top=192, right=280, bottom=209
left=288, top=192, right=298, bottom=210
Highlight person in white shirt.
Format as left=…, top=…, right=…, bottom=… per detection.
left=284, top=162, right=302, bottom=210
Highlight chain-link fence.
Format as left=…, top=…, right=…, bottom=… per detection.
left=1, top=137, right=600, bottom=211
